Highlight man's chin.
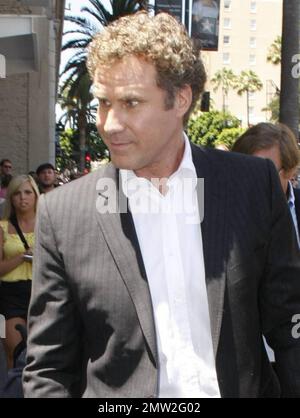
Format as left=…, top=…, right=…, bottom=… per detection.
left=41, top=183, right=54, bottom=188
left=110, top=156, right=138, bottom=171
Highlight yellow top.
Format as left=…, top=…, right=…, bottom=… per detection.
left=0, top=220, right=34, bottom=282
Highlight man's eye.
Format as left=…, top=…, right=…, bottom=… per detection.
left=98, top=99, right=110, bottom=107
left=125, top=100, right=139, bottom=108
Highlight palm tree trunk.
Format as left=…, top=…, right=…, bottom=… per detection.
left=279, top=0, right=299, bottom=137
left=222, top=88, right=226, bottom=113
left=78, top=111, right=87, bottom=172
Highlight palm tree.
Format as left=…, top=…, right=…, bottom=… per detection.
left=279, top=0, right=299, bottom=137
left=262, top=95, right=280, bottom=123
left=58, top=94, right=77, bottom=131
left=235, top=70, right=263, bottom=127
left=267, top=36, right=281, bottom=65
left=211, top=68, right=237, bottom=113
left=61, top=0, right=150, bottom=171
left=59, top=72, right=98, bottom=170
left=58, top=80, right=96, bottom=132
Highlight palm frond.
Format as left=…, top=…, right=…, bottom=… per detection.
left=64, top=15, right=96, bottom=30
left=63, top=27, right=97, bottom=38
left=62, top=39, right=91, bottom=51
left=59, top=0, right=150, bottom=169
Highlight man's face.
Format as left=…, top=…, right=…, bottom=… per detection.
left=38, top=168, right=56, bottom=189
left=253, top=145, right=293, bottom=194
left=1, top=161, right=12, bottom=176
left=93, top=56, right=191, bottom=179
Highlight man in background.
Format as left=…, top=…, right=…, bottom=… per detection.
left=0, top=160, right=12, bottom=179
left=233, top=122, right=300, bottom=249
left=36, top=163, right=56, bottom=194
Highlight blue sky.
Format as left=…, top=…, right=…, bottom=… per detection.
left=60, top=0, right=114, bottom=73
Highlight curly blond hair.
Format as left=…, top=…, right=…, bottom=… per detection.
left=87, top=12, right=206, bottom=124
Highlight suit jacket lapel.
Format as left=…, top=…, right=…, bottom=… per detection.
left=191, top=143, right=228, bottom=357
left=94, top=164, right=157, bottom=365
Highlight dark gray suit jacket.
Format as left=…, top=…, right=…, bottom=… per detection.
left=23, top=144, right=300, bottom=398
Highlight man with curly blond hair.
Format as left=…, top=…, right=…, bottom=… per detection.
left=24, top=12, right=300, bottom=398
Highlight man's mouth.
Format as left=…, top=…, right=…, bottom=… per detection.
left=110, top=142, right=132, bottom=150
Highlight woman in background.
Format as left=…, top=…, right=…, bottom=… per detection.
left=0, top=175, right=39, bottom=369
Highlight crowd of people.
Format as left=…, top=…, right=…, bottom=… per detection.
left=1, top=11, right=300, bottom=398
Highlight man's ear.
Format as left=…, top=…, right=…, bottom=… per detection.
left=174, top=84, right=193, bottom=117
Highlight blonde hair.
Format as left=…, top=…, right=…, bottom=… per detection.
left=87, top=12, right=206, bottom=125
left=3, top=175, right=40, bottom=220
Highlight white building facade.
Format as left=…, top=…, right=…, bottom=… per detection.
left=202, top=0, right=282, bottom=126
left=0, top=0, right=65, bottom=174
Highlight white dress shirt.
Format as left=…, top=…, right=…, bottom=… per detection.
left=120, top=134, right=220, bottom=398
left=287, top=181, right=300, bottom=249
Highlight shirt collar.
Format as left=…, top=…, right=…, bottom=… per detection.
left=287, top=181, right=295, bottom=207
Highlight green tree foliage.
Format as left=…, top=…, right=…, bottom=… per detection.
left=56, top=124, right=108, bottom=172
left=58, top=75, right=98, bottom=171
left=187, top=110, right=242, bottom=149
left=55, top=127, right=78, bottom=172
left=265, top=37, right=281, bottom=123
left=262, top=95, right=280, bottom=122
left=267, top=36, right=281, bottom=65
left=215, top=128, right=245, bottom=150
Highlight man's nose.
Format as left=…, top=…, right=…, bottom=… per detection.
left=103, top=108, right=125, bottom=134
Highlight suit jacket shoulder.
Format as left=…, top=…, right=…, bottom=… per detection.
left=40, top=163, right=117, bottom=221
left=190, top=142, right=279, bottom=197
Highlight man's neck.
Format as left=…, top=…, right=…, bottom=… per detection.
left=134, top=138, right=185, bottom=182
left=42, top=185, right=55, bottom=193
